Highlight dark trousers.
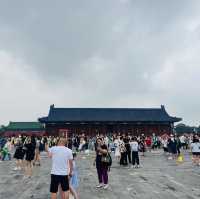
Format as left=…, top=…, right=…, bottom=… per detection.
left=97, top=166, right=108, bottom=184
left=177, top=147, right=180, bottom=155
left=132, top=151, right=139, bottom=165
left=127, top=151, right=131, bottom=164
left=120, top=152, right=128, bottom=165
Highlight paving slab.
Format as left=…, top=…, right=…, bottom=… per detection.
left=0, top=150, right=199, bottom=199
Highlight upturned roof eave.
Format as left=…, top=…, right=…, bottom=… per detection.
left=38, top=117, right=49, bottom=123
left=169, top=117, right=182, bottom=123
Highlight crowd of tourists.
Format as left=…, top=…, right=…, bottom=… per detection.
left=0, top=132, right=200, bottom=199
left=92, top=133, right=200, bottom=190
left=0, top=136, right=79, bottom=199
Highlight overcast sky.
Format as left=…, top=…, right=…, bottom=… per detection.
left=0, top=0, right=200, bottom=126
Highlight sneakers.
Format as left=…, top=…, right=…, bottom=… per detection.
left=96, top=183, right=104, bottom=188
left=131, top=165, right=140, bottom=168
left=23, top=176, right=32, bottom=181
left=103, top=184, right=109, bottom=189
left=96, top=184, right=109, bottom=189
left=22, top=176, right=29, bottom=180
left=13, top=167, right=18, bottom=171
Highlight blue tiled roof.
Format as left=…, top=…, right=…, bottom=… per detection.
left=39, top=105, right=182, bottom=123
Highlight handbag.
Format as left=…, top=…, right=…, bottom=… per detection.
left=101, top=153, right=112, bottom=166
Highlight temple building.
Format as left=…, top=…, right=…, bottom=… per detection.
left=39, top=105, right=182, bottom=137
left=2, top=122, right=45, bottom=137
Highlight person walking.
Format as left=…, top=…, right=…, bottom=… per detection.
left=162, top=137, right=168, bottom=154
left=191, top=135, right=200, bottom=166
left=139, top=135, right=145, bottom=156
left=47, top=137, right=73, bottom=199
left=13, top=138, right=25, bottom=171
left=33, top=137, right=41, bottom=166
left=145, top=136, right=152, bottom=152
left=24, top=136, right=36, bottom=178
left=69, top=153, right=79, bottom=199
left=119, top=137, right=127, bottom=166
left=114, top=136, right=121, bottom=162
left=124, top=135, right=131, bottom=164
left=168, top=135, right=178, bottom=159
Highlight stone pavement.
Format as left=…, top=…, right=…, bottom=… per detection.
left=0, top=150, right=200, bottom=199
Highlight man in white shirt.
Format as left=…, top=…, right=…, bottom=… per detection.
left=180, top=135, right=186, bottom=149
left=190, top=136, right=200, bottom=166
left=130, top=137, right=140, bottom=168
left=47, top=137, right=73, bottom=199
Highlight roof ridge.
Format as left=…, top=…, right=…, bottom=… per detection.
left=38, top=106, right=182, bottom=123
left=10, top=121, right=40, bottom=123
left=52, top=107, right=162, bottom=110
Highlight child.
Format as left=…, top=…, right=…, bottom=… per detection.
left=1, top=145, right=10, bottom=161
left=60, top=152, right=79, bottom=199
left=70, top=153, right=79, bottom=199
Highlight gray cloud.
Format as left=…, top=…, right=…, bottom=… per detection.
left=0, top=0, right=200, bottom=125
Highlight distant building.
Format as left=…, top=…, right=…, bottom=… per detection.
left=39, top=105, right=182, bottom=137
left=0, top=126, right=4, bottom=137
left=175, top=123, right=200, bottom=135
left=2, top=122, right=45, bottom=137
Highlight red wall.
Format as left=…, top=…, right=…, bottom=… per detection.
left=45, top=124, right=172, bottom=137
left=3, top=131, right=46, bottom=137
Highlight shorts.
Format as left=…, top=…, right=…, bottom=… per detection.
left=181, top=143, right=186, bottom=147
left=25, top=153, right=35, bottom=161
left=192, top=152, right=200, bottom=156
left=163, top=147, right=168, bottom=152
left=14, top=148, right=25, bottom=160
left=50, top=174, right=69, bottom=193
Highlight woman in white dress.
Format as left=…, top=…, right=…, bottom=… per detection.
left=78, top=137, right=86, bottom=152
left=114, top=136, right=121, bottom=161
